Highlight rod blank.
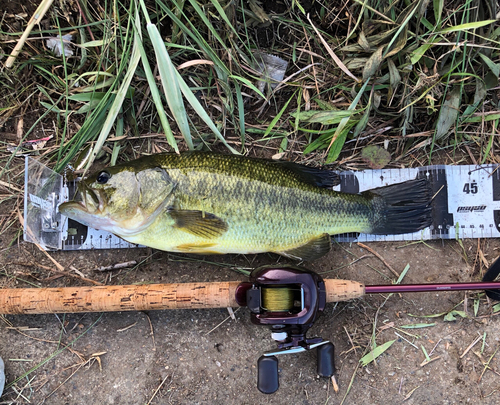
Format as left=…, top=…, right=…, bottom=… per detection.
left=365, top=281, right=500, bottom=294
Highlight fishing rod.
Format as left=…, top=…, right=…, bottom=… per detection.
left=1, top=262, right=500, bottom=393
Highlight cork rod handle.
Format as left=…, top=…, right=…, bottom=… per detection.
left=0, top=279, right=366, bottom=315
left=0, top=282, right=241, bottom=315
left=324, top=279, right=365, bottom=302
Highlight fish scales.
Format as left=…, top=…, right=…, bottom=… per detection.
left=59, top=152, right=432, bottom=260
left=129, top=153, right=373, bottom=253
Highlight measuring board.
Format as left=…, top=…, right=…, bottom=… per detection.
left=23, top=156, right=500, bottom=251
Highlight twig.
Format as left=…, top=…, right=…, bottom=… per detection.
left=116, top=322, right=138, bottom=332
left=144, top=312, right=156, bottom=351
left=403, top=385, right=421, bottom=401
left=6, top=326, right=57, bottom=343
left=474, top=348, right=500, bottom=382
left=5, top=315, right=103, bottom=390
left=75, top=0, right=95, bottom=41
left=344, top=326, right=358, bottom=355
left=420, top=356, right=441, bottom=367
left=146, top=373, right=172, bottom=405
left=5, top=0, right=56, bottom=67
left=460, top=335, right=483, bottom=358
left=394, top=332, right=418, bottom=350
left=42, top=359, right=88, bottom=402
left=331, top=375, right=339, bottom=393
left=205, top=308, right=240, bottom=335
left=11, top=376, right=36, bottom=403
left=52, top=268, right=103, bottom=285
left=94, top=261, right=137, bottom=272
left=464, top=145, right=478, bottom=165
left=428, top=338, right=443, bottom=356
left=357, top=242, right=400, bottom=278
left=227, top=307, right=236, bottom=320
left=0, top=179, right=22, bottom=193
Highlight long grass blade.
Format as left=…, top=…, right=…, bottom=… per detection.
left=307, top=15, right=360, bottom=83
left=135, top=28, right=179, bottom=152
left=83, top=15, right=142, bottom=171
left=382, top=1, right=418, bottom=58
left=438, top=20, right=496, bottom=34
left=146, top=23, right=193, bottom=149
left=175, top=70, right=239, bottom=154
left=326, top=80, right=370, bottom=162
left=159, top=0, right=230, bottom=79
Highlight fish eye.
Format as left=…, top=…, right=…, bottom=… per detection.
left=96, top=171, right=111, bottom=184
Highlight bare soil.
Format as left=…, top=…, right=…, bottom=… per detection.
left=2, top=225, right=500, bottom=404
left=2, top=0, right=500, bottom=402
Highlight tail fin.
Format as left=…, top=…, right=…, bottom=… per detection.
left=365, top=177, right=432, bottom=235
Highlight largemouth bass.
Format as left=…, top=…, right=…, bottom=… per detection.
left=59, top=152, right=432, bottom=260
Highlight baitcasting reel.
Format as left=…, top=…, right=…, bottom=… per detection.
left=236, top=265, right=335, bottom=394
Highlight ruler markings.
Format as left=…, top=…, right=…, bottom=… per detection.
left=25, top=160, right=500, bottom=250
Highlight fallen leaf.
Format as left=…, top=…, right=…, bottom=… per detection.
left=361, top=145, right=391, bottom=169
left=360, top=339, right=396, bottom=366
left=434, top=86, right=461, bottom=140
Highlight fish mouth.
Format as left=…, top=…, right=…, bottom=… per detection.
left=78, top=181, right=103, bottom=214
left=59, top=182, right=102, bottom=216
left=58, top=200, right=87, bottom=216
left=58, top=181, right=113, bottom=231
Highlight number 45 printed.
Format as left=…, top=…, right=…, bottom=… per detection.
left=463, top=182, right=478, bottom=194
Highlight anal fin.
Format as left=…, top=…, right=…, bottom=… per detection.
left=278, top=233, right=331, bottom=261
left=175, top=242, right=218, bottom=253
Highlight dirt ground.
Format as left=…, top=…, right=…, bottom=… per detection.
left=2, top=227, right=500, bottom=404
left=2, top=0, right=500, bottom=402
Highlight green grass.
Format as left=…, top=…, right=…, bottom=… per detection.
left=0, top=3, right=499, bottom=401
left=0, top=1, right=498, bottom=173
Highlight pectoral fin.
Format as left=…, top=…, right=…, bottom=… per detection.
left=170, top=209, right=228, bottom=238
left=278, top=233, right=331, bottom=261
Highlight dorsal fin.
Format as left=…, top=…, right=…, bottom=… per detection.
left=276, top=161, right=340, bottom=188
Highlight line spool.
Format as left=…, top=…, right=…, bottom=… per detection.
left=261, top=287, right=296, bottom=312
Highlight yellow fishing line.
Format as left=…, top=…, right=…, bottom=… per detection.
left=261, top=288, right=295, bottom=312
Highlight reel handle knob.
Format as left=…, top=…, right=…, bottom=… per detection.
left=257, top=355, right=279, bottom=394
left=317, top=342, right=335, bottom=377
